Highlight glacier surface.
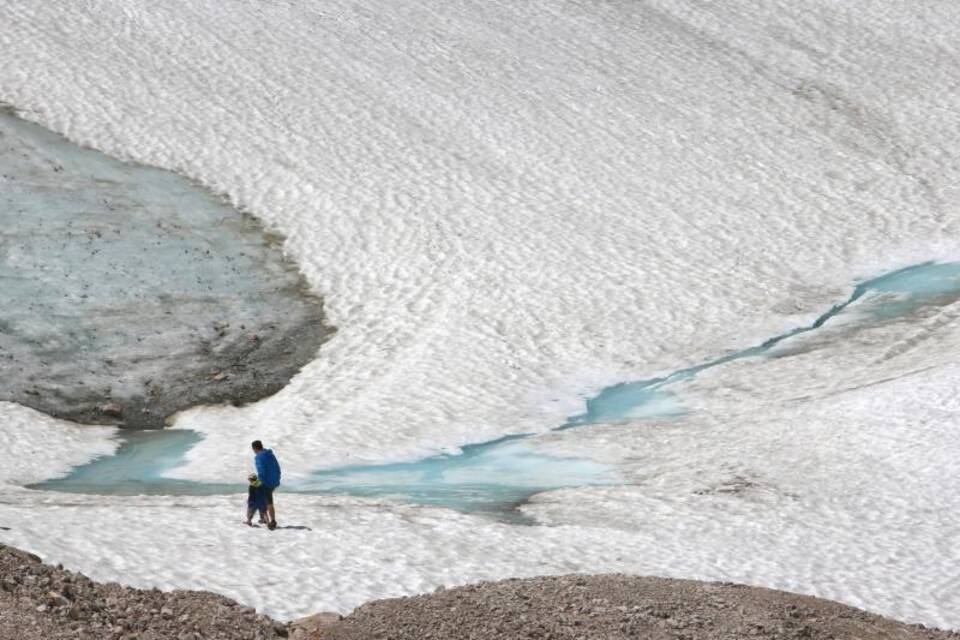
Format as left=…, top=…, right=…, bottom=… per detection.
left=2, top=0, right=960, bottom=628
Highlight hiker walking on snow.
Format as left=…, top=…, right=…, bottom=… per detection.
left=251, top=440, right=281, bottom=530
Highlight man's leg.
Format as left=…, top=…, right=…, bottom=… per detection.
left=267, top=487, right=277, bottom=526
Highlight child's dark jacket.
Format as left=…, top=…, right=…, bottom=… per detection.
left=248, top=484, right=268, bottom=511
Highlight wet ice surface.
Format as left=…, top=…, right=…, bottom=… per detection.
left=0, top=109, right=331, bottom=427
left=37, top=261, right=960, bottom=520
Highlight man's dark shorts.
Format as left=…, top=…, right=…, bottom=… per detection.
left=264, top=485, right=277, bottom=505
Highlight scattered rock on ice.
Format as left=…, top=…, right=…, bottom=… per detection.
left=0, top=107, right=333, bottom=428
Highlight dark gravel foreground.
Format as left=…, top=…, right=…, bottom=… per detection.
left=0, top=545, right=286, bottom=639
left=319, top=575, right=958, bottom=640
left=3, top=543, right=957, bottom=640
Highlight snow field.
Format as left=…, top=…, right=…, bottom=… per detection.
left=1, top=0, right=958, bottom=479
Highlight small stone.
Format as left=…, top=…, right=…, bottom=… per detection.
left=100, top=402, right=123, bottom=417
left=288, top=612, right=341, bottom=639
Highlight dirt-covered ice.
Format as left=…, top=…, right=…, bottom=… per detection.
left=0, top=109, right=332, bottom=427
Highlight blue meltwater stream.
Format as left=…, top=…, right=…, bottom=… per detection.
left=34, top=261, right=960, bottom=520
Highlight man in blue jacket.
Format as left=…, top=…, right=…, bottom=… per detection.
left=252, top=440, right=281, bottom=530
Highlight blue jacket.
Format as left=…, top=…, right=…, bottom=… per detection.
left=255, top=449, right=281, bottom=487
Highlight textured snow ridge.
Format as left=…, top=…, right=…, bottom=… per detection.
left=2, top=0, right=960, bottom=631
left=0, top=109, right=332, bottom=428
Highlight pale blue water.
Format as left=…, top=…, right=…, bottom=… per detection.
left=39, top=432, right=612, bottom=522
left=301, top=436, right=614, bottom=522
left=35, top=261, right=960, bottom=520
left=41, top=430, right=236, bottom=496
left=565, top=261, right=960, bottom=428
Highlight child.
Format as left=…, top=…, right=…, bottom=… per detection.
left=245, top=473, right=269, bottom=526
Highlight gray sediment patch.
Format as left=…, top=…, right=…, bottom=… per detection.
left=0, top=107, right=333, bottom=428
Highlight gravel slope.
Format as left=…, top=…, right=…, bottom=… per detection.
left=318, top=575, right=958, bottom=640
left=0, top=545, right=285, bottom=639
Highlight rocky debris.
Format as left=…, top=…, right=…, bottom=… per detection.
left=99, top=403, right=124, bottom=419
left=0, top=544, right=286, bottom=640
left=315, top=575, right=958, bottom=640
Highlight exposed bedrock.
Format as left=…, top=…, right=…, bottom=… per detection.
left=0, top=107, right=333, bottom=428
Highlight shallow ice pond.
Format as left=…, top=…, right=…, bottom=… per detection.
left=34, top=261, right=960, bottom=520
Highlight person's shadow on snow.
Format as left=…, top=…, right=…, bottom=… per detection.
left=274, top=524, right=312, bottom=531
